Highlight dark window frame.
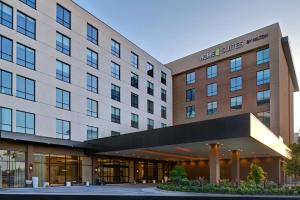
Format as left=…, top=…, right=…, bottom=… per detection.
left=87, top=98, right=98, bottom=118
left=17, top=10, right=36, bottom=39
left=0, top=2, right=13, bottom=29
left=111, top=39, right=120, bottom=58
left=16, top=75, right=35, bottom=101
left=131, top=92, right=139, bottom=109
left=111, top=106, right=120, bottom=124
left=56, top=60, right=71, bottom=83
left=0, top=69, right=12, bottom=96
left=111, top=84, right=120, bottom=102
left=56, top=31, right=71, bottom=56
left=16, top=110, right=35, bottom=135
left=56, top=4, right=71, bottom=29
left=56, top=88, right=71, bottom=111
left=87, top=23, right=98, bottom=45
left=0, top=35, right=13, bottom=62
left=56, top=118, right=71, bottom=140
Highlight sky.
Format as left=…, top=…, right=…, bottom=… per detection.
left=74, top=0, right=300, bottom=132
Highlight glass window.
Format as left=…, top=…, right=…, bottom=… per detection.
left=131, top=92, right=139, bottom=109
left=257, top=69, right=270, bottom=85
left=161, top=123, right=167, bottom=128
left=87, top=23, right=98, bottom=45
left=186, top=71, right=196, bottom=84
left=17, top=11, right=36, bottom=39
left=111, top=84, right=120, bottom=102
left=19, top=0, right=36, bottom=9
left=161, top=106, right=167, bottom=119
left=207, top=101, right=217, bottom=115
left=0, top=70, right=12, bottom=95
left=87, top=73, right=98, bottom=93
left=56, top=32, right=71, bottom=56
left=17, top=43, right=35, bottom=70
left=56, top=60, right=70, bottom=83
left=230, top=57, right=242, bottom=72
left=56, top=119, right=70, bottom=140
left=207, top=65, right=217, bottom=79
left=131, top=113, right=139, bottom=129
left=257, top=48, right=270, bottom=65
left=56, top=88, right=70, bottom=110
left=111, top=62, right=120, bottom=80
left=56, top=4, right=71, bottom=29
left=230, top=77, right=242, bottom=91
left=207, top=83, right=217, bottom=96
left=111, top=39, right=120, bottom=58
left=147, top=81, right=154, bottom=96
left=0, top=107, right=12, bottom=131
left=186, top=105, right=196, bottom=119
left=131, top=72, right=138, bottom=88
left=147, top=118, right=154, bottom=130
left=111, top=131, right=120, bottom=136
left=87, top=98, right=98, bottom=118
left=147, top=62, right=154, bottom=77
left=161, top=71, right=167, bottom=85
left=130, top=52, right=138, bottom=68
left=257, top=90, right=270, bottom=105
left=186, top=88, right=195, bottom=102
left=230, top=96, right=242, bottom=110
left=87, top=48, right=98, bottom=69
left=111, top=106, right=120, bottom=124
left=0, top=2, right=13, bottom=28
left=16, top=75, right=35, bottom=101
left=0, top=35, right=12, bottom=62
left=257, top=111, right=270, bottom=127
left=87, top=126, right=98, bottom=140
left=16, top=110, right=35, bottom=134
left=147, top=100, right=154, bottom=114
left=161, top=88, right=166, bottom=102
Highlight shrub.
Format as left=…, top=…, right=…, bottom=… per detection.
left=247, top=163, right=265, bottom=185
left=170, top=164, right=187, bottom=185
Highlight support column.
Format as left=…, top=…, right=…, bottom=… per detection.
left=209, top=144, right=220, bottom=184
left=231, top=150, right=240, bottom=184
left=26, top=145, right=34, bottom=180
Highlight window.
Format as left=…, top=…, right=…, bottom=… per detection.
left=87, top=126, right=98, bottom=140
left=131, top=72, right=138, bottom=88
left=161, top=123, right=167, bottom=128
left=56, top=119, right=70, bottom=140
left=0, top=35, right=12, bottom=62
left=147, top=81, right=154, bottom=96
left=207, top=101, right=217, bottom=115
left=186, top=88, right=195, bottom=102
left=111, top=106, right=120, bottom=124
left=257, top=48, right=270, bottom=65
left=147, top=62, right=154, bottom=77
left=16, top=75, right=35, bottom=101
left=207, top=83, right=217, bottom=96
left=161, top=88, right=166, bottom=102
left=230, top=96, right=242, bottom=110
left=131, top=52, right=138, bottom=68
left=131, top=113, right=139, bottom=129
left=56, top=88, right=70, bottom=110
left=147, top=118, right=154, bottom=130
left=161, top=106, right=167, bottom=119
left=257, top=111, right=270, bottom=127
left=111, top=131, right=120, bottom=136
left=19, top=0, right=36, bottom=9
left=131, top=93, right=139, bottom=109
left=16, top=111, right=35, bottom=134
left=87, top=23, right=98, bottom=45
left=0, top=2, right=13, bottom=29
left=230, top=77, right=242, bottom=91
left=257, top=90, right=270, bottom=105
left=87, top=48, right=98, bottom=69
left=17, top=11, right=36, bottom=39
left=186, top=105, right=196, bottom=119
left=161, top=71, right=167, bottom=85
left=111, top=39, right=120, bottom=58
left=230, top=57, right=242, bottom=72
left=111, top=84, right=120, bottom=102
left=56, top=60, right=70, bottom=83
left=0, top=70, right=12, bottom=95
left=0, top=107, right=12, bottom=131
left=111, top=62, right=120, bottom=80
left=87, top=98, right=98, bottom=118
left=186, top=71, right=196, bottom=84
left=87, top=73, right=98, bottom=93
left=257, top=69, right=270, bottom=85
left=56, top=4, right=71, bottom=29
left=56, top=32, right=71, bottom=56
left=147, top=100, right=154, bottom=114
left=207, top=65, right=217, bottom=79
left=17, top=43, right=35, bottom=70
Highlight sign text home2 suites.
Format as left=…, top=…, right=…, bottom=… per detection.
left=199, top=34, right=269, bottom=61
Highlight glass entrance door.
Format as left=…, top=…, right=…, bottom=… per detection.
left=97, top=159, right=129, bottom=184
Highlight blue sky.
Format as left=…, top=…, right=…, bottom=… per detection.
left=74, top=0, right=300, bottom=132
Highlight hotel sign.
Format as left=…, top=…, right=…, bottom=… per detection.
left=200, top=33, right=269, bottom=61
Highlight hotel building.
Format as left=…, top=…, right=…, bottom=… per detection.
left=0, top=0, right=298, bottom=188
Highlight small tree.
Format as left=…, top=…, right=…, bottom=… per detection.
left=284, top=143, right=300, bottom=186
left=170, top=164, right=187, bottom=185
left=247, top=163, right=265, bottom=185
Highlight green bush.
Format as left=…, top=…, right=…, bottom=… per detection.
left=170, top=164, right=187, bottom=185
left=247, top=163, right=265, bottom=185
